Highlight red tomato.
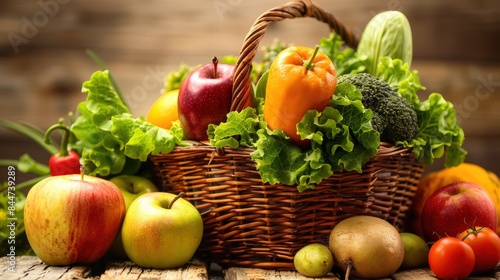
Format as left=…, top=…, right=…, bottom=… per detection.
left=428, top=237, right=475, bottom=280
left=458, top=226, right=500, bottom=274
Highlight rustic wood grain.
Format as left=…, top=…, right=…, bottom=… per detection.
left=223, top=266, right=500, bottom=280
left=220, top=266, right=341, bottom=280
left=0, top=256, right=90, bottom=280
left=0, top=256, right=209, bottom=280
left=1, top=256, right=500, bottom=279
left=100, top=260, right=209, bottom=280
left=391, top=268, right=437, bottom=280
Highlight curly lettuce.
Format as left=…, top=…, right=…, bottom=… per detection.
left=72, top=70, right=186, bottom=176
left=319, top=32, right=367, bottom=76
left=208, top=83, right=379, bottom=192
left=163, top=63, right=196, bottom=93
left=374, top=57, right=467, bottom=166
left=397, top=93, right=467, bottom=167
left=198, top=32, right=467, bottom=190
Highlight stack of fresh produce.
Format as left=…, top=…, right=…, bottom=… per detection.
left=164, top=10, right=466, bottom=192
left=1, top=2, right=499, bottom=279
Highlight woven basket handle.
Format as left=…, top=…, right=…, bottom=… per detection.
left=231, top=0, right=359, bottom=112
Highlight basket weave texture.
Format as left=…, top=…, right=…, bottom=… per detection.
left=149, top=0, right=425, bottom=269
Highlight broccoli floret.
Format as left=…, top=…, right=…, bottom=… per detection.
left=337, top=73, right=418, bottom=143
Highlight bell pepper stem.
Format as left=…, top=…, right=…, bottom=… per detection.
left=304, top=45, right=321, bottom=71
left=44, top=119, right=72, bottom=157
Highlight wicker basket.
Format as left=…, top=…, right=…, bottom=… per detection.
left=149, top=0, right=425, bottom=269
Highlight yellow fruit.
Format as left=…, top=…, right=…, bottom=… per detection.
left=146, top=89, right=179, bottom=130
left=407, top=163, right=500, bottom=236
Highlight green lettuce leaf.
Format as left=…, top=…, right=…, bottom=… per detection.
left=299, top=84, right=380, bottom=174
left=376, top=57, right=467, bottom=167
left=111, top=115, right=182, bottom=161
left=208, top=83, right=379, bottom=192
left=376, top=57, right=425, bottom=105
left=319, top=33, right=367, bottom=76
left=163, top=63, right=196, bottom=93
left=72, top=101, right=126, bottom=176
left=208, top=107, right=261, bottom=149
left=251, top=128, right=310, bottom=187
left=72, top=70, right=186, bottom=176
left=397, top=93, right=467, bottom=166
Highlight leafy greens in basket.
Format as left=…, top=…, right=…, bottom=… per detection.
left=208, top=33, right=467, bottom=192
left=70, top=30, right=465, bottom=189
left=71, top=70, right=186, bottom=177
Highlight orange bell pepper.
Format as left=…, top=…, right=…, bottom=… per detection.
left=264, top=45, right=337, bottom=149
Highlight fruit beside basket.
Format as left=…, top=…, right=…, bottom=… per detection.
left=148, top=0, right=466, bottom=269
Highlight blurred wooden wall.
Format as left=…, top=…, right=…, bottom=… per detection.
left=1, top=0, right=499, bottom=181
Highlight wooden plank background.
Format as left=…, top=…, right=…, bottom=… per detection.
left=1, top=0, right=500, bottom=182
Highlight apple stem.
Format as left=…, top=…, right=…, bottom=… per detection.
left=303, top=45, right=320, bottom=71
left=169, top=192, right=185, bottom=209
left=212, top=56, right=218, bottom=78
left=80, top=165, right=85, bottom=181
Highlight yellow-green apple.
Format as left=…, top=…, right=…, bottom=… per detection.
left=107, top=175, right=159, bottom=259
left=109, top=175, right=159, bottom=210
left=24, top=173, right=126, bottom=265
left=121, top=192, right=203, bottom=269
left=178, top=57, right=235, bottom=140
left=421, top=181, right=497, bottom=242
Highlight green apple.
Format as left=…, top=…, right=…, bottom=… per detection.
left=121, top=192, right=203, bottom=269
left=109, top=175, right=159, bottom=208
left=24, top=174, right=126, bottom=265
left=108, top=175, right=159, bottom=259
left=399, top=232, right=429, bottom=269
left=294, top=243, right=334, bottom=277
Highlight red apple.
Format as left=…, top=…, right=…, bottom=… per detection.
left=421, top=181, right=497, bottom=242
left=178, top=57, right=235, bottom=140
left=24, top=173, right=126, bottom=265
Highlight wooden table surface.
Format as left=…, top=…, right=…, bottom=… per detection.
left=1, top=256, right=499, bottom=280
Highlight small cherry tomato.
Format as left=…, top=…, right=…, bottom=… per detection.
left=428, top=237, right=475, bottom=280
left=458, top=225, right=500, bottom=274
